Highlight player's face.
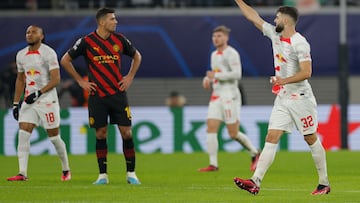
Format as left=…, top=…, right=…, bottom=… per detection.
left=274, top=13, right=285, bottom=33
left=26, top=25, right=43, bottom=46
left=212, top=31, right=228, bottom=48
left=103, top=13, right=118, bottom=33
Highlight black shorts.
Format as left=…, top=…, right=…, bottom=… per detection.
left=88, top=91, right=132, bottom=128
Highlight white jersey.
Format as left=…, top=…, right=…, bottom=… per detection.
left=263, top=22, right=314, bottom=99
left=16, top=43, right=59, bottom=102
left=207, top=46, right=242, bottom=123
left=263, top=22, right=318, bottom=134
left=210, top=46, right=241, bottom=101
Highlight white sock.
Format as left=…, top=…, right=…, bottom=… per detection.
left=235, top=132, right=259, bottom=156
left=309, top=138, right=329, bottom=186
left=127, top=171, right=138, bottom=178
left=252, top=142, right=278, bottom=186
left=207, top=133, right=218, bottom=167
left=98, top=173, right=108, bottom=179
left=49, top=135, right=70, bottom=171
left=18, top=129, right=31, bottom=177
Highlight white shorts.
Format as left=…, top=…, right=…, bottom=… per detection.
left=268, top=96, right=318, bottom=135
left=207, top=96, right=240, bottom=124
left=19, top=101, right=60, bottom=129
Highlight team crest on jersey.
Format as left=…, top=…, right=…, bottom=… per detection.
left=213, top=68, right=221, bottom=72
left=26, top=68, right=41, bottom=77
left=113, top=44, right=120, bottom=52
left=276, top=53, right=287, bottom=63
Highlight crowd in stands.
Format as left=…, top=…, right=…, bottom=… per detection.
left=0, top=0, right=359, bottom=10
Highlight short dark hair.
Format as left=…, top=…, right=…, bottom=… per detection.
left=29, top=24, right=45, bottom=43
left=96, top=7, right=115, bottom=22
left=277, top=6, right=298, bottom=23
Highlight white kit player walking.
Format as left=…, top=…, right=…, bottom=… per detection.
left=233, top=0, right=330, bottom=195
left=199, top=25, right=260, bottom=172
left=7, top=25, right=71, bottom=181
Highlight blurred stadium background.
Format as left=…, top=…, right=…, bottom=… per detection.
left=0, top=0, right=360, bottom=155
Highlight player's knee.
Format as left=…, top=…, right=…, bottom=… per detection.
left=265, top=130, right=283, bottom=143
left=228, top=130, right=238, bottom=139
left=229, top=134, right=238, bottom=140
left=46, top=127, right=59, bottom=137
left=119, top=126, right=132, bottom=139
left=206, top=127, right=217, bottom=133
left=304, top=133, right=317, bottom=145
left=206, top=124, right=219, bottom=133
left=95, top=127, right=107, bottom=139
left=121, top=130, right=132, bottom=139
left=19, top=123, right=35, bottom=133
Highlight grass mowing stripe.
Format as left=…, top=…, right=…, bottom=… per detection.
left=1, top=185, right=359, bottom=194
left=1, top=151, right=359, bottom=203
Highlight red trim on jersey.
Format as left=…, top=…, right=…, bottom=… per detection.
left=280, top=37, right=291, bottom=44
left=26, top=50, right=40, bottom=55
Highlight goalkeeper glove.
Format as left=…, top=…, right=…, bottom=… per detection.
left=25, top=90, right=42, bottom=104
left=12, top=103, right=19, bottom=121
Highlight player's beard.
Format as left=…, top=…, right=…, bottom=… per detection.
left=275, top=24, right=284, bottom=33
left=27, top=39, right=40, bottom=46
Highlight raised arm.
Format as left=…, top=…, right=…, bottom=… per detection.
left=234, top=0, right=265, bottom=31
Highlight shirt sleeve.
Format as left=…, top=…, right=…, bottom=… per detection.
left=214, top=49, right=242, bottom=80
left=16, top=52, right=24, bottom=73
left=295, top=40, right=312, bottom=62
left=67, top=37, right=86, bottom=59
left=47, top=48, right=60, bottom=71
left=119, top=34, right=137, bottom=58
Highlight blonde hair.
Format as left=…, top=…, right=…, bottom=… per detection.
left=213, top=25, right=231, bottom=36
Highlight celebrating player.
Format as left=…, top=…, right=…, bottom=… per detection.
left=61, top=7, right=141, bottom=185
left=233, top=0, right=330, bottom=195
left=199, top=25, right=260, bottom=173
left=7, top=25, right=71, bottom=181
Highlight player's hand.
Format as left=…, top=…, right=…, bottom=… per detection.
left=25, top=90, right=42, bottom=104
left=78, top=80, right=97, bottom=92
left=206, top=71, right=215, bottom=79
left=202, top=76, right=211, bottom=90
left=270, top=76, right=287, bottom=86
left=12, top=103, right=19, bottom=121
left=119, top=76, right=134, bottom=91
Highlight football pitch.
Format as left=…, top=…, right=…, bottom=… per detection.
left=1, top=151, right=360, bottom=203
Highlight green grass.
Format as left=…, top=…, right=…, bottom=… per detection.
left=1, top=151, right=359, bottom=203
